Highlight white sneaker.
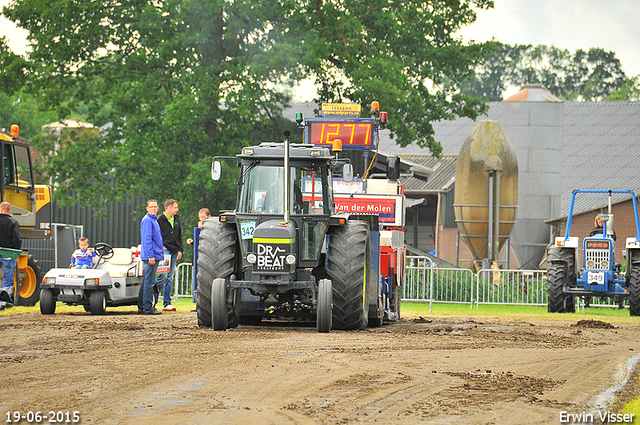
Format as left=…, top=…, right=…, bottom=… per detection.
left=163, top=305, right=176, bottom=312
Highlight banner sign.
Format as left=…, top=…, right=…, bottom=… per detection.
left=333, top=194, right=404, bottom=226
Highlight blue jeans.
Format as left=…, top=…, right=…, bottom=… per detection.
left=138, top=259, right=159, bottom=312
left=156, top=249, right=178, bottom=307
left=1, top=257, right=16, bottom=288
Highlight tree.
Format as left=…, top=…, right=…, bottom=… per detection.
left=606, top=76, right=640, bottom=101
left=1, top=0, right=495, bottom=221
left=462, top=42, right=627, bottom=101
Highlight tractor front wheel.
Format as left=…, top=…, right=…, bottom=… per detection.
left=210, top=278, right=238, bottom=331
left=317, top=279, right=333, bottom=333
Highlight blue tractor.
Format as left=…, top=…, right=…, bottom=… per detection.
left=547, top=189, right=640, bottom=315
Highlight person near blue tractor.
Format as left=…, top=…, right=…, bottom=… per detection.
left=156, top=199, right=183, bottom=312
left=138, top=199, right=164, bottom=315
left=590, top=214, right=616, bottom=240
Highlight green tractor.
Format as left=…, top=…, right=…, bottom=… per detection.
left=195, top=132, right=385, bottom=332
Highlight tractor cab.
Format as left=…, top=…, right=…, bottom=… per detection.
left=225, top=142, right=339, bottom=276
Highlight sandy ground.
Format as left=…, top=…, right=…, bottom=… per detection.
left=1, top=310, right=639, bottom=425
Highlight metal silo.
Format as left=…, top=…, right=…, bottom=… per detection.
left=454, top=120, right=518, bottom=266
left=502, top=84, right=564, bottom=269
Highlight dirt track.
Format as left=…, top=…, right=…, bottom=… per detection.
left=1, top=310, right=638, bottom=424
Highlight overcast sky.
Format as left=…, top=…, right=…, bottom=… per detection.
left=2, top=0, right=639, bottom=89
left=458, top=0, right=640, bottom=77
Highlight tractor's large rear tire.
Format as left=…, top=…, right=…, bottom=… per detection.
left=327, top=221, right=370, bottom=330
left=196, top=219, right=237, bottom=328
left=317, top=279, right=333, bottom=333
left=15, top=256, right=43, bottom=306
left=628, top=251, right=640, bottom=316
left=547, top=247, right=575, bottom=313
left=39, top=288, right=56, bottom=315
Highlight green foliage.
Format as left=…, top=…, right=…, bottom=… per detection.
left=606, top=76, right=640, bottom=101
left=1, top=0, right=495, bottom=215
left=462, top=42, right=628, bottom=101
left=0, top=91, right=57, bottom=140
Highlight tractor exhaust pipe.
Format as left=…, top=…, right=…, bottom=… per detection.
left=607, top=190, right=615, bottom=238
left=283, top=130, right=291, bottom=224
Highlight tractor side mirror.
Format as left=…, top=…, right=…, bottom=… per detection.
left=343, top=163, right=354, bottom=182
left=211, top=161, right=222, bottom=180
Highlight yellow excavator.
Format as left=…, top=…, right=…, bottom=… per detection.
left=1, top=124, right=51, bottom=305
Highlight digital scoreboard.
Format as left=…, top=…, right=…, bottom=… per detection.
left=306, top=119, right=375, bottom=149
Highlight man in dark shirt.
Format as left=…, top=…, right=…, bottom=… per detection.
left=156, top=199, right=183, bottom=311
left=0, top=201, right=21, bottom=288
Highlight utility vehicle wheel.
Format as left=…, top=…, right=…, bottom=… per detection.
left=83, top=304, right=91, bottom=312
left=89, top=291, right=106, bottom=315
left=629, top=260, right=640, bottom=316
left=39, top=288, right=56, bottom=315
left=327, top=221, right=370, bottom=330
left=547, top=247, right=575, bottom=313
left=15, top=256, right=43, bottom=306
left=317, top=279, right=333, bottom=333
left=196, top=219, right=237, bottom=328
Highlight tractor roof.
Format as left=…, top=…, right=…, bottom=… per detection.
left=238, top=142, right=334, bottom=161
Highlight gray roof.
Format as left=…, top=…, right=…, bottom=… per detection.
left=396, top=154, right=457, bottom=194
left=385, top=101, right=640, bottom=217
left=558, top=101, right=640, bottom=216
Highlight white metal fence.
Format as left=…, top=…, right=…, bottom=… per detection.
left=174, top=257, right=628, bottom=309
left=405, top=255, right=630, bottom=310
left=405, top=256, right=547, bottom=309
left=173, top=262, right=194, bottom=301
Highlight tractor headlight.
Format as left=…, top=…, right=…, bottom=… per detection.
left=246, top=253, right=257, bottom=264
left=586, top=260, right=595, bottom=269
left=285, top=254, right=296, bottom=265
left=601, top=260, right=609, bottom=269
left=43, top=277, right=55, bottom=284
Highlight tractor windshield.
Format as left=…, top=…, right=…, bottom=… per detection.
left=238, top=163, right=330, bottom=216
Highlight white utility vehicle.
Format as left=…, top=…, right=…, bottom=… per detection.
left=39, top=243, right=148, bottom=315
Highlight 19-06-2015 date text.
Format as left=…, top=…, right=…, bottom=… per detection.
left=6, top=411, right=80, bottom=423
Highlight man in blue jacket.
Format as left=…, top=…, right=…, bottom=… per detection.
left=138, top=199, right=163, bottom=315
